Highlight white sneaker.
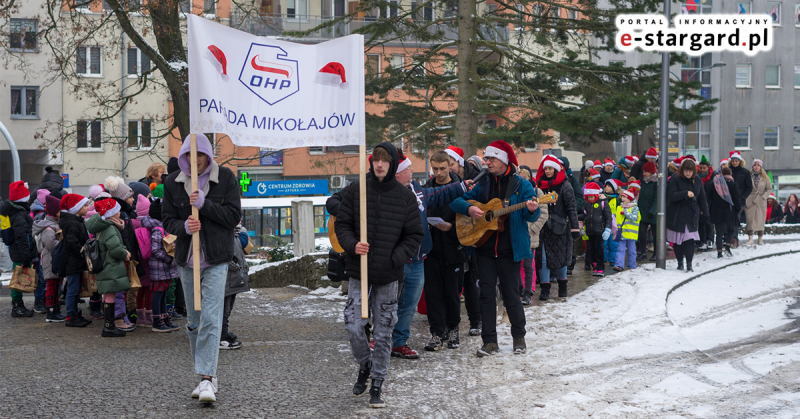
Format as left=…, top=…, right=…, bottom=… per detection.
left=191, top=377, right=218, bottom=398
left=197, top=380, right=217, bottom=403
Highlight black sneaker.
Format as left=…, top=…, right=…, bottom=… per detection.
left=447, top=329, right=460, bottom=349
left=468, top=322, right=481, bottom=336
left=219, top=339, right=242, bottom=350
left=476, top=342, right=499, bottom=357
left=424, top=334, right=444, bottom=351
left=368, top=378, right=386, bottom=408
left=65, top=315, right=91, bottom=327
left=10, top=302, right=34, bottom=318
left=717, top=252, right=724, bottom=258
left=566, top=268, right=573, bottom=276
left=513, top=337, right=526, bottom=354
left=34, top=299, right=46, bottom=314
left=724, top=245, right=733, bottom=257
left=521, top=293, right=532, bottom=306
left=46, top=306, right=66, bottom=323
left=353, top=361, right=371, bottom=397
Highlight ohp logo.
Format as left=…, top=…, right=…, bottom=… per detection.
left=238, top=43, right=299, bottom=105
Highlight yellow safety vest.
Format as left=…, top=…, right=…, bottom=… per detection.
left=615, top=205, right=641, bottom=241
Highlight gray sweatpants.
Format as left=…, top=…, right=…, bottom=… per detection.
left=344, top=278, right=398, bottom=380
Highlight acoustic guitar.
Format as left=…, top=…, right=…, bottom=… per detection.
left=327, top=215, right=345, bottom=253
left=455, top=192, right=559, bottom=247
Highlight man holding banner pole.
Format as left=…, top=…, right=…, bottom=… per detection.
left=163, top=133, right=242, bottom=404
left=335, top=142, right=423, bottom=408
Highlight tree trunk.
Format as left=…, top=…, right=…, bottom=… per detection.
left=455, top=0, right=478, bottom=156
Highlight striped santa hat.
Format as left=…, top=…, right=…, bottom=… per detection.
left=645, top=147, right=658, bottom=159
left=627, top=180, right=641, bottom=196
left=604, top=179, right=625, bottom=192
left=484, top=140, right=518, bottom=166
left=541, top=155, right=562, bottom=171
left=593, top=160, right=602, bottom=169
left=729, top=150, right=743, bottom=161
left=397, top=151, right=412, bottom=173
left=603, top=158, right=615, bottom=167
left=621, top=189, right=636, bottom=201
left=720, top=158, right=729, bottom=166
left=589, top=168, right=600, bottom=180
left=583, top=182, right=602, bottom=196
left=444, top=146, right=465, bottom=167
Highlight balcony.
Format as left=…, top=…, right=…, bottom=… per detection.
left=229, top=12, right=509, bottom=43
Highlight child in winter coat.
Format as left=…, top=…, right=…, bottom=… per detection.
left=613, top=190, right=641, bottom=272
left=32, top=195, right=66, bottom=322
left=580, top=183, right=612, bottom=277
left=59, top=193, right=92, bottom=327
left=133, top=194, right=154, bottom=326
left=86, top=198, right=132, bottom=338
left=601, top=179, right=624, bottom=266
left=149, top=184, right=185, bottom=320
left=140, top=212, right=180, bottom=333
left=1, top=181, right=38, bottom=317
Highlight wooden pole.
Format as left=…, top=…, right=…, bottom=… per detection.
left=190, top=134, right=201, bottom=310
left=359, top=144, right=368, bottom=319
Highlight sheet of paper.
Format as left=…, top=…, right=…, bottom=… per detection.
left=427, top=217, right=446, bottom=226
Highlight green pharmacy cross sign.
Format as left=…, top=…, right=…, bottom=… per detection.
left=240, top=172, right=252, bottom=192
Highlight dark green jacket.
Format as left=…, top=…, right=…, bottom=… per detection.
left=638, top=178, right=658, bottom=224
left=86, top=215, right=130, bottom=294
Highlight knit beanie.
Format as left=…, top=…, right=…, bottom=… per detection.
left=104, top=176, right=133, bottom=201
left=643, top=161, right=657, bottom=175
left=129, top=182, right=152, bottom=201
left=135, top=194, right=151, bottom=217
left=45, top=194, right=62, bottom=217
left=37, top=189, right=51, bottom=206
left=167, top=157, right=180, bottom=174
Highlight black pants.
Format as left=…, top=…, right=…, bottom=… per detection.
left=476, top=255, right=525, bottom=343
left=174, top=278, right=187, bottom=314
left=221, top=294, right=236, bottom=340
left=462, top=256, right=480, bottom=328
left=638, top=222, right=655, bottom=255
left=587, top=234, right=605, bottom=272
left=701, top=218, right=713, bottom=244
left=673, top=240, right=696, bottom=266
left=424, top=257, right=464, bottom=337
left=714, top=222, right=734, bottom=251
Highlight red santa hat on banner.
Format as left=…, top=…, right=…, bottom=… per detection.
left=605, top=179, right=625, bottom=192
left=583, top=182, right=602, bottom=196
left=541, top=155, right=562, bottom=172
left=729, top=150, right=743, bottom=161
left=60, top=193, right=89, bottom=215
left=316, top=62, right=349, bottom=89
left=603, top=158, right=615, bottom=167
left=483, top=140, right=518, bottom=166
left=94, top=198, right=121, bottom=220
left=720, top=158, right=729, bottom=166
left=593, top=160, right=602, bottom=169
left=396, top=152, right=412, bottom=173
left=8, top=181, right=29, bottom=203
left=621, top=189, right=636, bottom=201
left=445, top=146, right=465, bottom=167
left=589, top=168, right=600, bottom=179
left=645, top=147, right=658, bottom=159
left=205, top=45, right=229, bottom=82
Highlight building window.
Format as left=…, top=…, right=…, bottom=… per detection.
left=366, top=54, right=380, bottom=78
left=411, top=1, right=433, bottom=21
left=77, top=120, right=102, bottom=149
left=204, top=0, right=216, bottom=14
left=128, top=120, right=152, bottom=150
left=795, top=65, right=800, bottom=87
left=286, top=0, right=306, bottom=18
left=768, top=2, right=781, bottom=24
left=443, top=0, right=458, bottom=18
left=568, top=9, right=578, bottom=19
left=103, top=1, right=113, bottom=10
left=180, top=0, right=191, bottom=13
left=736, top=64, right=751, bottom=87
left=444, top=56, right=457, bottom=77
left=735, top=126, right=750, bottom=149
left=765, top=126, right=779, bottom=149
left=682, top=53, right=712, bottom=84
left=308, top=146, right=326, bottom=155
left=766, top=64, right=780, bottom=88
left=793, top=126, right=800, bottom=149
left=550, top=6, right=560, bottom=18
left=390, top=54, right=404, bottom=87
left=515, top=3, right=525, bottom=29
left=681, top=0, right=712, bottom=14
left=385, top=0, right=398, bottom=17
left=796, top=4, right=800, bottom=25
left=77, top=46, right=102, bottom=76
left=127, top=48, right=151, bottom=76
left=9, top=19, right=37, bottom=52
left=737, top=1, right=751, bottom=14
left=10, top=86, right=38, bottom=119
left=685, top=114, right=711, bottom=151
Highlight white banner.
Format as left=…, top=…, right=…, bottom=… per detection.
left=187, top=14, right=365, bottom=148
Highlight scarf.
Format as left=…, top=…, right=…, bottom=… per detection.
left=713, top=175, right=734, bottom=207
left=700, top=166, right=713, bottom=184
left=751, top=170, right=761, bottom=189
left=787, top=199, right=797, bottom=214
left=537, top=169, right=566, bottom=190
left=644, top=173, right=657, bottom=184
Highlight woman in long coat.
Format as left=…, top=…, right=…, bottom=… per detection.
left=744, top=159, right=772, bottom=245
left=666, top=158, right=709, bottom=272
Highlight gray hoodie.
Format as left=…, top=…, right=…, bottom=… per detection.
left=32, top=216, right=61, bottom=280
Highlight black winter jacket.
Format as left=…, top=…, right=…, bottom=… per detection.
left=666, top=174, right=709, bottom=233
left=225, top=226, right=251, bottom=297
left=334, top=142, right=424, bottom=285
left=424, top=173, right=467, bottom=266
left=539, top=177, right=579, bottom=270
left=767, top=201, right=783, bottom=224
left=162, top=164, right=242, bottom=267
left=630, top=153, right=647, bottom=180
left=581, top=199, right=612, bottom=236
left=704, top=177, right=741, bottom=225
left=599, top=169, right=614, bottom=184
left=561, top=157, right=585, bottom=213
left=58, top=212, right=90, bottom=275
left=638, top=178, right=658, bottom=224
left=1, top=200, right=37, bottom=264
left=730, top=164, right=753, bottom=208
left=462, top=162, right=482, bottom=181
left=784, top=205, right=800, bottom=224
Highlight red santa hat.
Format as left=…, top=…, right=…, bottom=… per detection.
left=632, top=155, right=640, bottom=162
left=8, top=180, right=29, bottom=203
left=645, top=147, right=658, bottom=159
left=541, top=155, right=562, bottom=172
left=729, top=150, right=743, bottom=161
left=593, top=160, right=602, bottom=169
left=683, top=155, right=697, bottom=162
left=316, top=62, right=348, bottom=89
left=769, top=192, right=777, bottom=200
left=643, top=161, right=657, bottom=174
left=603, top=158, right=615, bottom=167
left=445, top=146, right=465, bottom=167
left=627, top=180, right=641, bottom=196
left=624, top=156, right=635, bottom=167
left=484, top=140, right=518, bottom=166
left=60, top=193, right=90, bottom=215
left=583, top=182, right=602, bottom=196
left=720, top=158, right=729, bottom=166
left=621, top=189, right=636, bottom=201
left=604, top=179, right=624, bottom=192
left=396, top=152, right=412, bottom=173
left=589, top=168, right=600, bottom=179
left=673, top=157, right=683, bottom=165
left=94, top=198, right=121, bottom=220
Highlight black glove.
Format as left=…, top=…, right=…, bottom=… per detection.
left=571, top=231, right=581, bottom=240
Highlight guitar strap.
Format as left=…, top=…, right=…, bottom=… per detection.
left=502, top=176, right=517, bottom=208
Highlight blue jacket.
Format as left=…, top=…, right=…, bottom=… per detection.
left=450, top=174, right=540, bottom=262
left=407, top=179, right=466, bottom=263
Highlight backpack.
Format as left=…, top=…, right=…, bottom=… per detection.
left=0, top=213, right=13, bottom=246
left=82, top=230, right=107, bottom=274
left=135, top=226, right=165, bottom=260
left=51, top=240, right=67, bottom=277
left=34, top=226, right=60, bottom=253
